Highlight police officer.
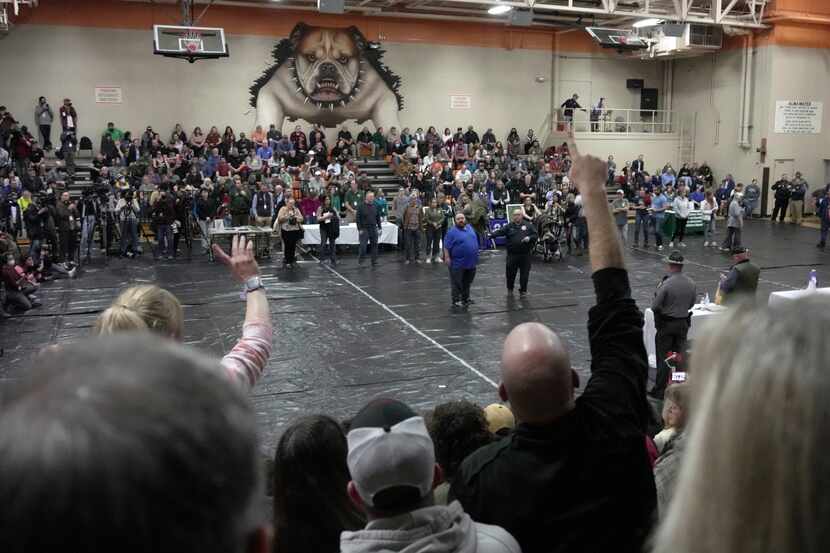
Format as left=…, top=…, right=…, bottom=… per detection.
left=718, top=247, right=760, bottom=305
left=650, top=251, right=696, bottom=399
left=490, top=208, right=538, bottom=296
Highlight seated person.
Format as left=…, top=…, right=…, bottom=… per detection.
left=2, top=252, right=41, bottom=311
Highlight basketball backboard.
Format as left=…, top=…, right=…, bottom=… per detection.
left=152, top=25, right=229, bottom=62
left=585, top=27, right=649, bottom=50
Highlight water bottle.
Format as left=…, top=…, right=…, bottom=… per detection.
left=807, top=269, right=818, bottom=291
left=703, top=293, right=710, bottom=306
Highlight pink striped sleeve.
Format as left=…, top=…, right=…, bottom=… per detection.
left=220, top=320, right=273, bottom=390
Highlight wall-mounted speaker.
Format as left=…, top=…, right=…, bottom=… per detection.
left=318, top=0, right=344, bottom=14
left=626, top=79, right=644, bottom=89
left=641, top=88, right=659, bottom=115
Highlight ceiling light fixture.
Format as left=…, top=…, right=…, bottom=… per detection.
left=632, top=18, right=663, bottom=28
left=488, top=4, right=513, bottom=15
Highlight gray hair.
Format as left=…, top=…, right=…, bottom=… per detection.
left=0, top=334, right=263, bottom=553
left=652, top=299, right=830, bottom=553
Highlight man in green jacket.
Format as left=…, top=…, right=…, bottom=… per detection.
left=719, top=247, right=760, bottom=305
left=371, top=127, right=387, bottom=159
left=229, top=181, right=251, bottom=227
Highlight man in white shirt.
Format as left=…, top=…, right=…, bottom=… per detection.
left=327, top=160, right=342, bottom=178
left=457, top=166, right=472, bottom=185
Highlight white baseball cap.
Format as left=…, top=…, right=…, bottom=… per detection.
left=346, top=399, right=435, bottom=508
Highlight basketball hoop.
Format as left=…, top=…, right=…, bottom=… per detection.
left=153, top=24, right=229, bottom=62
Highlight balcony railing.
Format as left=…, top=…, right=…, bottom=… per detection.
left=554, top=108, right=677, bottom=134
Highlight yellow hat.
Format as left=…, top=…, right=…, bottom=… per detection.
left=484, top=403, right=515, bottom=434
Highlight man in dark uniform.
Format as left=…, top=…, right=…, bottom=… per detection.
left=719, top=247, right=760, bottom=305
left=490, top=208, right=538, bottom=296
left=771, top=174, right=791, bottom=223
left=650, top=251, right=696, bottom=399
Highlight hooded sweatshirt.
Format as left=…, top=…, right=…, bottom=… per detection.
left=341, top=501, right=520, bottom=553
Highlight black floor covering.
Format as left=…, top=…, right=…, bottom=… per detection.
left=1, top=219, right=826, bottom=452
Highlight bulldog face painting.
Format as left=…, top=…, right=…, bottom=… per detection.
left=250, top=23, right=403, bottom=130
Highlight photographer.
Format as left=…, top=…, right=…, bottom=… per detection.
left=79, top=187, right=99, bottom=260
left=35, top=97, right=54, bottom=151
left=275, top=196, right=303, bottom=268
left=115, top=189, right=140, bottom=258
left=151, top=189, right=176, bottom=259
left=59, top=130, right=77, bottom=176
left=54, top=191, right=79, bottom=263
left=23, top=197, right=49, bottom=265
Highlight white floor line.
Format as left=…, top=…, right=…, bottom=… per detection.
left=314, top=257, right=499, bottom=389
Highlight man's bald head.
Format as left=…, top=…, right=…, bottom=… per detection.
left=500, top=322, right=576, bottom=424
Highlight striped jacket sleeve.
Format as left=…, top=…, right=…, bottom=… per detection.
left=220, top=320, right=272, bottom=389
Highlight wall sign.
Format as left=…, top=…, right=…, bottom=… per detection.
left=449, top=94, right=472, bottom=110
left=774, top=101, right=823, bottom=134
left=95, top=86, right=123, bottom=104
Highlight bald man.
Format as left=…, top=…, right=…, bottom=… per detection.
left=450, top=151, right=656, bottom=553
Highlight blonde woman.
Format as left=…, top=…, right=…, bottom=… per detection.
left=653, top=300, right=830, bottom=550
left=94, top=236, right=271, bottom=390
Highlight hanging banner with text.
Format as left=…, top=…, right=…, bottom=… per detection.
left=95, top=86, right=123, bottom=104
left=774, top=101, right=823, bottom=134
left=449, top=94, right=472, bottom=110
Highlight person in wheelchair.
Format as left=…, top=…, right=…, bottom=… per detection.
left=535, top=193, right=566, bottom=261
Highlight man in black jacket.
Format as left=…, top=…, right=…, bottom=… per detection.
left=54, top=191, right=79, bottom=263
left=771, top=174, right=791, bottom=223
left=490, top=208, right=537, bottom=296
left=450, top=151, right=656, bottom=553
left=24, top=199, right=49, bottom=264
left=356, top=191, right=382, bottom=266
left=152, top=191, right=176, bottom=259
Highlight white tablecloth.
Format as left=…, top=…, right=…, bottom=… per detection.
left=301, top=222, right=398, bottom=246
left=768, top=287, right=830, bottom=307
left=643, top=304, right=726, bottom=367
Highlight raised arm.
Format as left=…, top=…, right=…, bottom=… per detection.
left=569, top=151, right=624, bottom=273
left=569, top=141, right=649, bottom=428
left=211, top=235, right=272, bottom=390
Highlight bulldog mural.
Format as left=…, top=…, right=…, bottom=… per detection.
left=250, top=23, right=403, bottom=130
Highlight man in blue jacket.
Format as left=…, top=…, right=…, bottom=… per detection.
left=443, top=212, right=479, bottom=308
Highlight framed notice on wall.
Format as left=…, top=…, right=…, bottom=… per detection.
left=95, top=86, right=123, bottom=104
left=449, top=94, right=472, bottom=110
left=774, top=101, right=823, bottom=134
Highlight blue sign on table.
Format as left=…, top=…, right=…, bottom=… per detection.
left=490, top=218, right=508, bottom=246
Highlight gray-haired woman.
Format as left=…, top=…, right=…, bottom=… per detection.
left=652, top=300, right=830, bottom=552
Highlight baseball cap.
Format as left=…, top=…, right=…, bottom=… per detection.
left=484, top=403, right=515, bottom=434
left=347, top=399, right=435, bottom=509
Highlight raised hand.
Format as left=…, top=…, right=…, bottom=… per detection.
left=212, top=234, right=259, bottom=282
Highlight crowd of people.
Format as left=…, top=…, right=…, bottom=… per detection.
left=2, top=96, right=825, bottom=314
left=2, top=150, right=825, bottom=553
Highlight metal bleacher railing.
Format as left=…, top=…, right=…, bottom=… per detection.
left=554, top=108, right=679, bottom=134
